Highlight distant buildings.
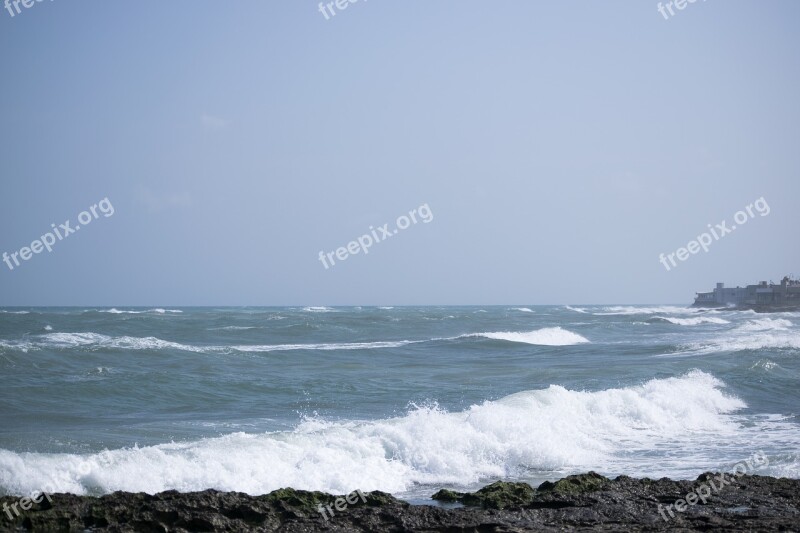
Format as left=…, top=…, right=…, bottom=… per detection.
left=693, top=276, right=800, bottom=311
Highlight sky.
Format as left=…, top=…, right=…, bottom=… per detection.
left=0, top=0, right=798, bottom=306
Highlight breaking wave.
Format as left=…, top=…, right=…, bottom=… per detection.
left=231, top=341, right=416, bottom=352
left=679, top=318, right=799, bottom=354
left=96, top=308, right=183, bottom=314
left=0, top=333, right=419, bottom=354
left=650, top=316, right=730, bottom=326
left=0, top=326, right=595, bottom=355
left=593, top=306, right=697, bottom=316
left=735, top=318, right=793, bottom=332
left=690, top=334, right=800, bottom=354
left=2, top=371, right=784, bottom=498
left=462, top=327, right=589, bottom=346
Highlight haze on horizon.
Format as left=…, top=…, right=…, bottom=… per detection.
left=1, top=1, right=798, bottom=306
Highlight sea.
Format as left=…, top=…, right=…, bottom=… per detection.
left=1, top=305, right=799, bottom=501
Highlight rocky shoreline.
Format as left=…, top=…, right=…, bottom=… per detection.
left=2, top=472, right=798, bottom=532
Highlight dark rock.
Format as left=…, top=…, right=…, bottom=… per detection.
left=536, top=471, right=609, bottom=494
left=1, top=472, right=799, bottom=531
left=430, top=488, right=464, bottom=503
left=434, top=481, right=537, bottom=509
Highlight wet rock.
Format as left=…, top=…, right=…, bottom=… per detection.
left=2, top=473, right=799, bottom=532
left=536, top=471, right=609, bottom=494
left=433, top=481, right=537, bottom=509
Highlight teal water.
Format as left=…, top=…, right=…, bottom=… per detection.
left=1, top=305, right=798, bottom=499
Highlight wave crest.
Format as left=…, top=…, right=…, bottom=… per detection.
left=650, top=316, right=730, bottom=326
left=594, top=306, right=696, bottom=316
left=464, top=327, right=589, bottom=346
left=736, top=318, right=793, bottom=332
left=2, top=333, right=418, bottom=354
left=96, top=308, right=183, bottom=314
left=0, top=371, right=755, bottom=497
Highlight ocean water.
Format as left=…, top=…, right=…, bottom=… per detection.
left=1, top=305, right=799, bottom=500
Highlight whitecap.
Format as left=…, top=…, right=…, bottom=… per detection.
left=651, top=316, right=730, bottom=326
left=4, top=371, right=787, bottom=498
left=594, top=306, right=696, bottom=316
left=462, top=327, right=589, bottom=346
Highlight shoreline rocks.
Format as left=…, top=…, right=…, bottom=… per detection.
left=2, top=472, right=799, bottom=531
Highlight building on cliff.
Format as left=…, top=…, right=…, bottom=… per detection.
left=693, top=276, right=800, bottom=311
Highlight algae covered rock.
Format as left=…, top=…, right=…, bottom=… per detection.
left=537, top=471, right=609, bottom=494
left=432, top=481, right=536, bottom=509
left=265, top=487, right=336, bottom=515
left=430, top=488, right=464, bottom=503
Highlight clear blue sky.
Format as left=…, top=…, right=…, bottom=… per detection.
left=1, top=1, right=798, bottom=305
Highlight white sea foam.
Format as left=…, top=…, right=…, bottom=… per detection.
left=750, top=359, right=780, bottom=372
left=38, top=333, right=208, bottom=353
left=735, top=318, right=793, bottom=332
left=2, top=371, right=783, bottom=498
left=105, top=337, right=207, bottom=352
left=678, top=317, right=799, bottom=354
left=0, top=340, right=33, bottom=353
left=42, top=332, right=110, bottom=347
left=564, top=306, right=588, bottom=313
left=98, top=308, right=183, bottom=315
left=231, top=341, right=416, bottom=353
left=302, top=306, right=335, bottom=313
left=18, top=329, right=590, bottom=354
left=511, top=308, right=534, bottom=313
left=652, top=316, right=730, bottom=326
left=689, top=333, right=800, bottom=354
left=14, top=332, right=417, bottom=354
left=463, top=327, right=589, bottom=346
left=594, top=306, right=696, bottom=316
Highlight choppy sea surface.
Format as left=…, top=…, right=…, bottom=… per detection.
left=1, top=305, right=798, bottom=500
